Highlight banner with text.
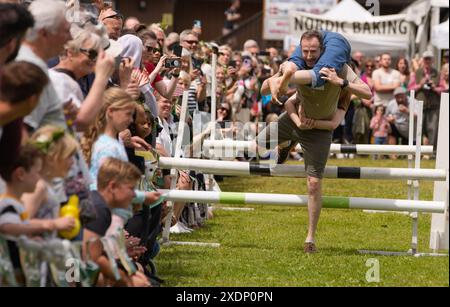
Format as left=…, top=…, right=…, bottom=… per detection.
left=289, top=11, right=411, bottom=53
left=263, top=0, right=337, bottom=40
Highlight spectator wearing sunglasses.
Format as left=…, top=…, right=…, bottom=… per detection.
left=50, top=29, right=115, bottom=132
left=140, top=30, right=180, bottom=101
left=149, top=44, right=163, bottom=67
left=99, top=7, right=123, bottom=40
left=180, top=29, right=199, bottom=54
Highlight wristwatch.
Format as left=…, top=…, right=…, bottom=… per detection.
left=341, top=79, right=349, bottom=89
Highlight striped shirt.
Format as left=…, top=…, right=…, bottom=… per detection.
left=187, top=79, right=200, bottom=114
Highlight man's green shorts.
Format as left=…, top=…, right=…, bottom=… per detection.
left=257, top=112, right=332, bottom=179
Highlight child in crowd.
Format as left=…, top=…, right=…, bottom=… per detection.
left=370, top=105, right=391, bottom=145
left=0, top=61, right=49, bottom=194
left=81, top=87, right=161, bottom=211
left=125, top=103, right=165, bottom=277
left=83, top=157, right=150, bottom=287
left=22, top=126, right=80, bottom=238
left=0, top=144, right=72, bottom=283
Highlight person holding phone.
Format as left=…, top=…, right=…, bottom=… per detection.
left=192, top=20, right=202, bottom=37
left=140, top=30, right=180, bottom=101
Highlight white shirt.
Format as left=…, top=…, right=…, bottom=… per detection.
left=49, top=70, right=84, bottom=108
left=372, top=68, right=402, bottom=107
left=156, top=115, right=175, bottom=157
left=16, top=45, right=67, bottom=130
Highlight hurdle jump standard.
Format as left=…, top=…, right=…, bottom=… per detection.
left=160, top=89, right=220, bottom=248
left=160, top=95, right=449, bottom=256
left=429, top=93, right=449, bottom=255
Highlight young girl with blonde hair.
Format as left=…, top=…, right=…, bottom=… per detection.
left=81, top=87, right=161, bottom=206
left=22, top=125, right=80, bottom=236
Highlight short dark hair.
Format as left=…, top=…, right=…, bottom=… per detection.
left=0, top=61, right=49, bottom=104
left=0, top=3, right=35, bottom=48
left=300, top=30, right=324, bottom=50
left=138, top=29, right=157, bottom=42
left=0, top=143, right=43, bottom=182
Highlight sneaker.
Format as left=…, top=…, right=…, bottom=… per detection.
left=178, top=222, right=194, bottom=233
left=169, top=223, right=183, bottom=234
left=277, top=142, right=297, bottom=164
left=170, top=223, right=191, bottom=234
left=304, top=242, right=317, bottom=254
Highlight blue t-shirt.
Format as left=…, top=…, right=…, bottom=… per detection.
left=90, top=134, right=128, bottom=183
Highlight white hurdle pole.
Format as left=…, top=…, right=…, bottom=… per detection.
left=429, top=93, right=449, bottom=254
left=210, top=52, right=218, bottom=142
left=161, top=91, right=220, bottom=248
left=407, top=91, right=416, bottom=202
left=161, top=91, right=189, bottom=244
left=159, top=190, right=446, bottom=214
left=207, top=52, right=219, bottom=202
left=411, top=100, right=424, bottom=254
left=202, top=140, right=434, bottom=156
left=158, top=157, right=446, bottom=181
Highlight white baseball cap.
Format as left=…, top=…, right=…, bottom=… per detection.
left=422, top=50, right=434, bottom=59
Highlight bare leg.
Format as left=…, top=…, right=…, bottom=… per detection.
left=306, top=176, right=322, bottom=243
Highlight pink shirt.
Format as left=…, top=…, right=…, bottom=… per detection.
left=370, top=116, right=390, bottom=138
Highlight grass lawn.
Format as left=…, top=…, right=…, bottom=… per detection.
left=155, top=157, right=449, bottom=287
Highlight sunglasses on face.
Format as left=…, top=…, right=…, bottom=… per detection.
left=146, top=46, right=162, bottom=54
left=219, top=107, right=229, bottom=112
left=185, top=40, right=199, bottom=45
left=79, top=48, right=98, bottom=61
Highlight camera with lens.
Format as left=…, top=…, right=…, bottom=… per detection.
left=165, top=58, right=182, bottom=69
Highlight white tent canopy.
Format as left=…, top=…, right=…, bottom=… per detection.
left=431, top=19, right=449, bottom=49
left=431, top=0, right=449, bottom=8
left=289, top=0, right=411, bottom=56
left=322, top=0, right=373, bottom=21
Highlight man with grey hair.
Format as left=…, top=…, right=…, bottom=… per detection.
left=179, top=29, right=199, bottom=53
left=243, top=39, right=259, bottom=56
left=16, top=0, right=72, bottom=132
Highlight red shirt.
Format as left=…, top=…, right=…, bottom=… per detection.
left=144, top=62, right=162, bottom=88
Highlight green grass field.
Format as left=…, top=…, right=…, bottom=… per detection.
left=155, top=158, right=449, bottom=287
